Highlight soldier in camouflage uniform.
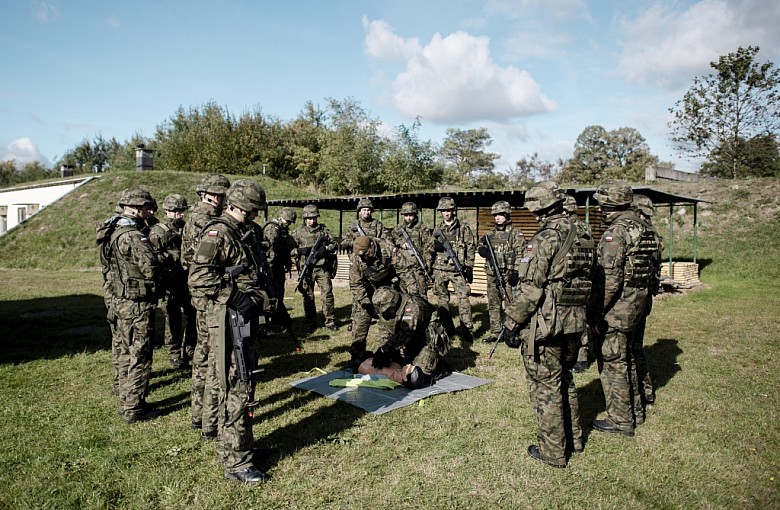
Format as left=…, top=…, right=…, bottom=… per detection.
left=262, top=207, right=297, bottom=303
left=562, top=194, right=596, bottom=374
left=390, top=202, right=434, bottom=297
left=101, top=187, right=164, bottom=423
left=499, top=183, right=594, bottom=467
left=341, top=198, right=387, bottom=331
left=347, top=235, right=417, bottom=357
left=431, top=197, right=476, bottom=342
left=182, top=173, right=230, bottom=432
left=590, top=182, right=661, bottom=436
left=292, top=204, right=339, bottom=331
left=187, top=179, right=273, bottom=484
left=630, top=194, right=664, bottom=421
left=354, top=287, right=451, bottom=389
left=149, top=194, right=196, bottom=369
left=478, top=201, right=525, bottom=344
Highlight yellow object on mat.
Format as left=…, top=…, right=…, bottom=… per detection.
left=328, top=374, right=401, bottom=390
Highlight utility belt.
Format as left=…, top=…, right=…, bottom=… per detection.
left=115, top=277, right=157, bottom=302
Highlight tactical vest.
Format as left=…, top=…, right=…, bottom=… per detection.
left=545, top=218, right=594, bottom=307
left=353, top=219, right=384, bottom=238
left=104, top=220, right=157, bottom=301
left=613, top=213, right=660, bottom=289
left=436, top=223, right=467, bottom=264
left=487, top=228, right=516, bottom=271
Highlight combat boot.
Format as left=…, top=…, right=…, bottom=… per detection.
left=591, top=419, right=634, bottom=437
left=527, top=445, right=566, bottom=468
left=225, top=466, right=271, bottom=484
left=460, top=325, right=474, bottom=343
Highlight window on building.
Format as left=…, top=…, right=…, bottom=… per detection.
left=18, top=207, right=27, bottom=223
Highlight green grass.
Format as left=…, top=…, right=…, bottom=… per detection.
left=0, top=175, right=779, bottom=508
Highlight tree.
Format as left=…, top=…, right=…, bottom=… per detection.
left=58, top=134, right=121, bottom=174
left=557, top=125, right=657, bottom=184
left=506, top=153, right=562, bottom=189
left=438, top=127, right=500, bottom=188
left=700, top=134, right=780, bottom=178
left=379, top=119, right=443, bottom=193
left=669, top=46, right=780, bottom=178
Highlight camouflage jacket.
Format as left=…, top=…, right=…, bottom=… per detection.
left=349, top=238, right=415, bottom=306
left=340, top=217, right=386, bottom=250
left=432, top=218, right=475, bottom=272
left=106, top=215, right=162, bottom=303
left=292, top=222, right=337, bottom=268
left=505, top=214, right=592, bottom=336
left=591, top=210, right=659, bottom=332
left=378, top=293, right=434, bottom=353
left=262, top=218, right=295, bottom=273
left=181, top=201, right=220, bottom=270
left=480, top=221, right=525, bottom=276
left=390, top=219, right=435, bottom=272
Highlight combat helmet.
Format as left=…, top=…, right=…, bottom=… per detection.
left=593, top=181, right=632, bottom=207
left=279, top=207, right=297, bottom=223
left=196, top=173, right=230, bottom=196
left=302, top=204, right=319, bottom=219
left=226, top=179, right=266, bottom=212
left=118, top=187, right=153, bottom=207
left=437, top=196, right=456, bottom=211
left=524, top=183, right=564, bottom=214
left=563, top=194, right=578, bottom=214
left=491, top=201, right=511, bottom=216
left=633, top=194, right=654, bottom=218
left=372, top=287, right=401, bottom=320
left=163, top=194, right=188, bottom=211
left=356, top=198, right=374, bottom=212
left=400, top=202, right=418, bottom=215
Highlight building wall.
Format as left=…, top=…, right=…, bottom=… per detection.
left=0, top=177, right=93, bottom=235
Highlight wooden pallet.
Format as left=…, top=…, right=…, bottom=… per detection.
left=661, top=262, right=700, bottom=286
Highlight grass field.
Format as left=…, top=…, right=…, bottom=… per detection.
left=0, top=174, right=778, bottom=509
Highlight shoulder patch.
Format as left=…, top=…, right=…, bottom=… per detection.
left=207, top=230, right=220, bottom=237
left=605, top=236, right=613, bottom=242
left=526, top=244, right=534, bottom=252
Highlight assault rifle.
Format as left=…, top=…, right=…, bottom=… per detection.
left=240, top=229, right=300, bottom=351
left=483, top=235, right=511, bottom=304
left=296, top=233, right=326, bottom=293
left=225, top=265, right=264, bottom=424
left=433, top=229, right=466, bottom=282
left=399, top=227, right=432, bottom=282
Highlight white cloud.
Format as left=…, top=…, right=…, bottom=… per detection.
left=617, top=0, right=780, bottom=89
left=364, top=20, right=556, bottom=124
left=0, top=138, right=50, bottom=166
left=32, top=0, right=60, bottom=22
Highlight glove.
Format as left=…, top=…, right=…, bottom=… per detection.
left=229, top=290, right=259, bottom=318
left=463, top=266, right=473, bottom=284
left=500, top=327, right=520, bottom=348
left=477, top=245, right=489, bottom=258
left=507, top=270, right=520, bottom=286
left=434, top=240, right=446, bottom=253
left=362, top=302, right=379, bottom=319
left=371, top=346, right=393, bottom=369
left=297, top=246, right=311, bottom=256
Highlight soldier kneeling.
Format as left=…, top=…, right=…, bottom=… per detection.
left=351, top=287, right=451, bottom=389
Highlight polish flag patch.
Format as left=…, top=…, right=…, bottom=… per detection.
left=526, top=245, right=534, bottom=252
left=207, top=230, right=220, bottom=236
left=605, top=236, right=613, bottom=242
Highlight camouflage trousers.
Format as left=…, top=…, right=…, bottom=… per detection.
left=350, top=295, right=393, bottom=354
left=521, top=332, right=582, bottom=466
left=114, top=299, right=155, bottom=418
left=576, top=329, right=590, bottom=364
left=161, top=294, right=197, bottom=365
left=484, top=272, right=509, bottom=335
left=300, top=267, right=335, bottom=327
left=190, top=305, right=219, bottom=431
left=432, top=269, right=473, bottom=329
left=597, top=328, right=638, bottom=430
left=632, top=312, right=654, bottom=416
left=105, top=294, right=121, bottom=395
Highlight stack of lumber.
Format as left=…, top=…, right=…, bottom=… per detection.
left=661, top=262, right=700, bottom=287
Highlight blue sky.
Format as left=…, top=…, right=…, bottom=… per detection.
left=2, top=0, right=779, bottom=175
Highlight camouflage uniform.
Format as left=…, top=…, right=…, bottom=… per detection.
left=262, top=207, right=297, bottom=302
left=371, top=287, right=451, bottom=388
left=149, top=194, right=196, bottom=368
left=187, top=180, right=272, bottom=483
left=630, top=195, right=664, bottom=418
left=501, top=183, right=594, bottom=467
left=102, top=187, right=163, bottom=422
left=590, top=182, right=660, bottom=435
left=348, top=236, right=417, bottom=355
left=292, top=205, right=338, bottom=329
left=479, top=201, right=525, bottom=342
left=431, top=197, right=476, bottom=340
left=390, top=202, right=434, bottom=297
left=183, top=173, right=230, bottom=431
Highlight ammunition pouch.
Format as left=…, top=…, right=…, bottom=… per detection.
left=121, top=277, right=157, bottom=302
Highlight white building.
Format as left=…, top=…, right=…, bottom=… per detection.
left=0, top=177, right=94, bottom=235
